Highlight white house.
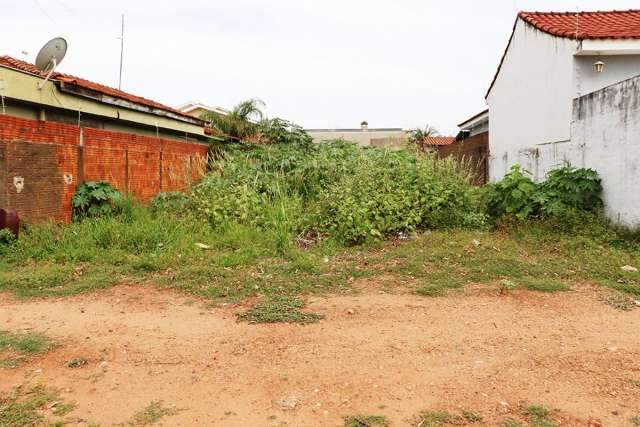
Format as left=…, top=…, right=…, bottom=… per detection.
left=486, top=10, right=640, bottom=226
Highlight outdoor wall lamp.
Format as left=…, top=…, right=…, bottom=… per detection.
left=593, top=60, right=604, bottom=73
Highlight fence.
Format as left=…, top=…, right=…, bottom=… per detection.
left=0, top=115, right=209, bottom=223
left=437, top=132, right=489, bottom=185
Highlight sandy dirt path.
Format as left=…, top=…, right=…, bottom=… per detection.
left=1, top=284, right=640, bottom=426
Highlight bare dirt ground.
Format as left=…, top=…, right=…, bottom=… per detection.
left=2, top=284, right=640, bottom=426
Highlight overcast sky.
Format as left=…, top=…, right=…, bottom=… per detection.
left=3, top=1, right=639, bottom=134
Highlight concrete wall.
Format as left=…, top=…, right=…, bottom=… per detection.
left=487, top=19, right=578, bottom=181
left=307, top=129, right=407, bottom=147
left=571, top=75, right=640, bottom=226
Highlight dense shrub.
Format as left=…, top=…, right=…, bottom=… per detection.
left=309, top=150, right=485, bottom=243
left=487, top=164, right=603, bottom=221
left=72, top=181, right=123, bottom=220
left=258, top=118, right=313, bottom=145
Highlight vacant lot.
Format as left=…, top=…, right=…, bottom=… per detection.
left=2, top=281, right=640, bottom=426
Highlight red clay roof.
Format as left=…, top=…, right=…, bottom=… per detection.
left=423, top=136, right=455, bottom=146
left=0, top=55, right=197, bottom=121
left=519, top=10, right=640, bottom=39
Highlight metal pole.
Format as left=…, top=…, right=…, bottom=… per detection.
left=118, top=14, right=124, bottom=90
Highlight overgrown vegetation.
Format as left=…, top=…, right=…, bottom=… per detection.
left=0, top=330, right=56, bottom=368
left=0, top=139, right=638, bottom=306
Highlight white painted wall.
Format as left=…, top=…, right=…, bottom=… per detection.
left=487, top=19, right=578, bottom=181
left=575, top=55, right=640, bottom=97
left=570, top=76, right=640, bottom=226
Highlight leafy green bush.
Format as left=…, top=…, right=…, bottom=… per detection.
left=538, top=166, right=602, bottom=215
left=487, top=164, right=603, bottom=222
left=72, top=181, right=123, bottom=220
left=486, top=164, right=538, bottom=220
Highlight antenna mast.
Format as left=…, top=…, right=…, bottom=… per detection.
left=118, top=14, right=125, bottom=90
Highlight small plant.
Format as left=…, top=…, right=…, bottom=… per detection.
left=630, top=415, right=640, bottom=426
left=524, top=405, right=556, bottom=427
left=487, top=164, right=538, bottom=220
left=72, top=181, right=122, bottom=220
left=499, top=279, right=516, bottom=294
left=237, top=296, right=323, bottom=324
left=0, top=228, right=16, bottom=245
left=128, top=400, right=179, bottom=426
left=66, top=357, right=88, bottom=368
left=343, top=414, right=389, bottom=427
left=150, top=192, right=191, bottom=214
left=417, top=410, right=461, bottom=426
left=462, top=410, right=483, bottom=423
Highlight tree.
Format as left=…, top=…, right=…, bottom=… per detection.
left=202, top=98, right=266, bottom=142
left=408, top=125, right=439, bottom=149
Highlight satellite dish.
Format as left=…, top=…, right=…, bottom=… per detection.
left=35, top=37, right=67, bottom=89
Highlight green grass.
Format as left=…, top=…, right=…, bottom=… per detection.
left=0, top=330, right=56, bottom=368
left=128, top=400, right=179, bottom=426
left=237, top=295, right=323, bottom=324
left=343, top=414, right=389, bottom=427
left=0, top=384, right=72, bottom=426
left=0, top=205, right=638, bottom=305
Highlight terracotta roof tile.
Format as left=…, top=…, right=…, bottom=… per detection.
left=519, top=10, right=640, bottom=39
left=0, top=55, right=197, bottom=121
left=423, top=136, right=455, bottom=146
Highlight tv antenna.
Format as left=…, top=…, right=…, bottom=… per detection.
left=35, top=37, right=67, bottom=90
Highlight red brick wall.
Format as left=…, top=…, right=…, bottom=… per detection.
left=0, top=115, right=208, bottom=223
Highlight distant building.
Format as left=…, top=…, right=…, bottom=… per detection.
left=306, top=121, right=408, bottom=148
left=177, top=102, right=228, bottom=119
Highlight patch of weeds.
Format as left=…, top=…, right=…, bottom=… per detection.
left=630, top=415, right=640, bottom=426
left=128, top=400, right=179, bottom=426
left=415, top=285, right=445, bottom=297
left=343, top=414, right=389, bottom=427
left=237, top=295, right=323, bottom=324
left=605, top=292, right=637, bottom=311
left=0, top=330, right=56, bottom=368
left=502, top=418, right=523, bottom=427
left=66, top=357, right=88, bottom=368
left=524, top=405, right=557, bottom=427
left=461, top=409, right=483, bottom=423
left=0, top=384, right=66, bottom=426
left=52, top=401, right=75, bottom=416
left=417, top=410, right=462, bottom=426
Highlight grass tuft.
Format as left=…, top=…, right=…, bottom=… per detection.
left=524, top=404, right=557, bottom=427
left=343, top=414, right=389, bottom=427
left=0, top=331, right=56, bottom=368
left=237, top=295, right=323, bottom=324
left=0, top=384, right=71, bottom=426
left=128, top=400, right=179, bottom=426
